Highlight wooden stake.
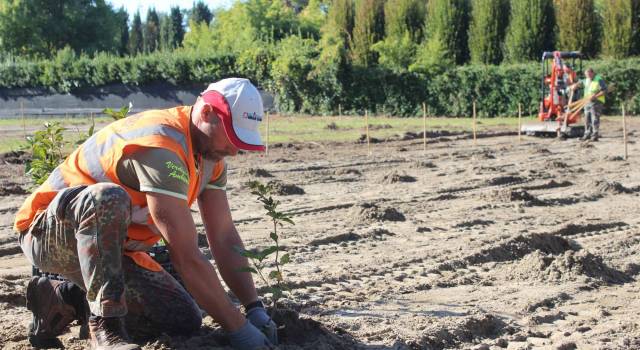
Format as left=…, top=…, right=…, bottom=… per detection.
left=422, top=103, right=427, bottom=152
left=472, top=100, right=477, bottom=146
left=20, top=101, right=26, bottom=139
left=265, top=111, right=270, bottom=157
left=518, top=103, right=522, bottom=143
left=338, top=104, right=342, bottom=118
left=365, top=110, right=371, bottom=156
left=623, top=104, right=628, bottom=161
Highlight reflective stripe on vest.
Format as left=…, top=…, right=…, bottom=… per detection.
left=585, top=76, right=605, bottom=104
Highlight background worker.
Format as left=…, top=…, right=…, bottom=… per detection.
left=571, top=67, right=607, bottom=141
left=15, top=78, right=277, bottom=350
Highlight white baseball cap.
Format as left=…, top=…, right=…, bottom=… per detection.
left=201, top=78, right=265, bottom=151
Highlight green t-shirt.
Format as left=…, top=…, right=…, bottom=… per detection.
left=116, top=148, right=227, bottom=201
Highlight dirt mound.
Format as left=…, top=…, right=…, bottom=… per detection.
left=552, top=222, right=628, bottom=237
left=547, top=160, right=568, bottom=169
left=0, top=150, right=30, bottom=164
left=521, top=180, right=573, bottom=191
left=333, top=168, right=362, bottom=176
left=349, top=202, right=406, bottom=223
left=535, top=148, right=552, bottom=154
left=409, top=312, right=508, bottom=350
left=412, top=161, right=437, bottom=169
left=453, top=219, right=494, bottom=228
left=325, top=122, right=339, bottom=130
left=356, top=134, right=382, bottom=144
left=0, top=183, right=28, bottom=196
left=269, top=181, right=305, bottom=195
left=464, top=234, right=576, bottom=266
left=605, top=155, right=625, bottom=161
left=486, top=175, right=525, bottom=186
left=508, top=250, right=632, bottom=284
left=590, top=180, right=633, bottom=194
left=379, top=170, right=416, bottom=184
left=483, top=188, right=544, bottom=205
left=240, top=167, right=273, bottom=177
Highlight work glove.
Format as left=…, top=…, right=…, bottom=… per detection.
left=246, top=305, right=278, bottom=345
left=228, top=320, right=273, bottom=350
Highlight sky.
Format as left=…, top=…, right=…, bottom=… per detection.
left=107, top=0, right=234, bottom=19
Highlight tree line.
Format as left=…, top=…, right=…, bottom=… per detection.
left=1, top=0, right=638, bottom=63
left=0, top=0, right=639, bottom=116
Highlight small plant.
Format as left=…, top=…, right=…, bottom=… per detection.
left=76, top=115, right=95, bottom=145
left=25, top=122, right=67, bottom=186
left=102, top=101, right=132, bottom=120
left=235, top=180, right=294, bottom=316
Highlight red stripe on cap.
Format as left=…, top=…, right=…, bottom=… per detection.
left=201, top=90, right=265, bottom=152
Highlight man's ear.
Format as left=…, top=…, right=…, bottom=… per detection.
left=200, top=104, right=213, bottom=123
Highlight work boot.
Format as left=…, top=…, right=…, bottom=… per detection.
left=26, top=276, right=85, bottom=349
left=89, top=315, right=140, bottom=350
left=580, top=133, right=591, bottom=141
left=591, top=134, right=599, bottom=142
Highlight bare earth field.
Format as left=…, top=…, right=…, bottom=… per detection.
left=1, top=118, right=639, bottom=349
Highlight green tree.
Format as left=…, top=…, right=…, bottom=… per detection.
left=351, top=0, right=385, bottom=66
left=468, top=0, right=509, bottom=64
left=170, top=6, right=185, bottom=48
left=190, top=1, right=213, bottom=24
left=182, top=19, right=215, bottom=51
left=555, top=0, right=599, bottom=57
left=372, top=0, right=425, bottom=71
left=0, top=0, right=122, bottom=57
left=115, top=6, right=129, bottom=55
left=129, top=11, right=143, bottom=55
left=601, top=0, right=640, bottom=58
left=159, top=14, right=173, bottom=51
left=422, top=0, right=471, bottom=65
left=143, top=8, right=160, bottom=53
left=504, top=0, right=555, bottom=62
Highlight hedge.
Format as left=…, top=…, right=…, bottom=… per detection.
left=0, top=49, right=638, bottom=116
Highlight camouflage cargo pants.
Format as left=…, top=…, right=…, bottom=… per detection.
left=584, top=101, right=603, bottom=137
left=19, top=183, right=202, bottom=338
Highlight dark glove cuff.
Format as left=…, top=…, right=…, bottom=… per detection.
left=244, top=300, right=264, bottom=312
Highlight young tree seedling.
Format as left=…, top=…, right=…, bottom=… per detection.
left=235, top=180, right=294, bottom=317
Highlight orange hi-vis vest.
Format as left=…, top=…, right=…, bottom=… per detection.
left=15, top=106, right=209, bottom=271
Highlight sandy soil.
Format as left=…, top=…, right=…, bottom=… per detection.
left=1, top=118, right=640, bottom=349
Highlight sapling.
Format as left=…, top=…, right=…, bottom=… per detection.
left=25, top=122, right=67, bottom=186
left=102, top=101, right=132, bottom=120
left=235, top=180, right=294, bottom=317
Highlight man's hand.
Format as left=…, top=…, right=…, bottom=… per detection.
left=228, top=320, right=274, bottom=350
left=246, top=305, right=278, bottom=344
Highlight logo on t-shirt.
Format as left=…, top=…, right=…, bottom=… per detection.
left=165, top=161, right=189, bottom=184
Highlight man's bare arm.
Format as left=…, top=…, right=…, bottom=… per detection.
left=198, top=189, right=259, bottom=306
left=146, top=192, right=245, bottom=331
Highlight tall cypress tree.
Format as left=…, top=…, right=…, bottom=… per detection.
left=468, top=0, right=509, bottom=64
left=190, top=1, right=212, bottom=24
left=317, top=0, right=354, bottom=64
left=170, top=6, right=185, bottom=48
left=601, top=0, right=639, bottom=58
left=351, top=0, right=385, bottom=66
left=372, top=0, right=425, bottom=71
left=128, top=11, right=143, bottom=55
left=424, top=0, right=471, bottom=65
left=504, top=0, right=555, bottom=62
left=115, top=6, right=129, bottom=55
left=143, top=8, right=160, bottom=53
left=555, top=0, right=599, bottom=57
left=159, top=14, right=173, bottom=51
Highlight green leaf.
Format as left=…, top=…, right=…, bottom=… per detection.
left=269, top=270, right=283, bottom=281
left=270, top=231, right=278, bottom=242
left=261, top=245, right=278, bottom=257
left=280, top=253, right=290, bottom=265
left=238, top=266, right=258, bottom=274
left=233, top=246, right=260, bottom=260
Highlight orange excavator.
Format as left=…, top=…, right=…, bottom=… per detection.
left=521, top=51, right=585, bottom=138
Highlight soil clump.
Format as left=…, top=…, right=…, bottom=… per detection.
left=349, top=202, right=406, bottom=223
left=379, top=170, right=416, bottom=184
